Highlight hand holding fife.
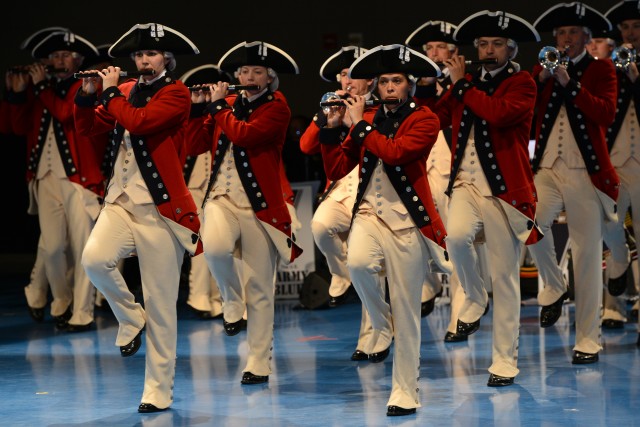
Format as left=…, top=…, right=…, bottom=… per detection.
left=208, top=81, right=228, bottom=103
left=344, top=95, right=365, bottom=125
left=443, top=55, right=466, bottom=85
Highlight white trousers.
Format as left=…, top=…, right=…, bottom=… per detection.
left=36, top=174, right=96, bottom=325
left=187, top=188, right=221, bottom=316
left=348, top=212, right=428, bottom=409
left=202, top=195, right=278, bottom=376
left=447, top=184, right=522, bottom=378
left=311, top=197, right=352, bottom=297
left=82, top=200, right=184, bottom=408
left=528, top=164, right=607, bottom=354
left=24, top=236, right=73, bottom=315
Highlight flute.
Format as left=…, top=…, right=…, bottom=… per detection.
left=188, top=84, right=260, bottom=92
left=73, top=70, right=156, bottom=79
left=435, top=58, right=498, bottom=67
left=320, top=98, right=402, bottom=107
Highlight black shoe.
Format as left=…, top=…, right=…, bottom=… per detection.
left=421, top=296, right=436, bottom=318
left=241, top=372, right=268, bottom=384
left=120, top=330, right=143, bottom=357
left=444, top=331, right=468, bottom=342
left=487, top=373, right=514, bottom=387
left=329, top=291, right=350, bottom=308
left=223, top=318, right=247, bottom=336
left=386, top=405, right=416, bottom=416
left=194, top=309, right=213, bottom=320
left=602, top=319, right=624, bottom=329
left=28, top=306, right=45, bottom=323
left=540, top=292, right=568, bottom=328
left=483, top=302, right=490, bottom=316
left=350, top=350, right=369, bottom=361
left=456, top=318, right=480, bottom=336
left=572, top=350, right=599, bottom=365
left=66, top=322, right=94, bottom=333
left=369, top=346, right=391, bottom=363
left=53, top=307, right=72, bottom=330
left=608, top=266, right=630, bottom=296
left=138, top=403, right=168, bottom=413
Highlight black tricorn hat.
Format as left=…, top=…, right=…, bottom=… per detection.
left=218, top=41, right=300, bottom=74
left=454, top=10, right=541, bottom=42
left=319, top=46, right=368, bottom=82
left=405, top=21, right=458, bottom=49
left=108, top=23, right=200, bottom=57
left=31, top=31, right=99, bottom=59
left=534, top=2, right=612, bottom=33
left=179, top=64, right=232, bottom=86
left=348, top=44, right=440, bottom=79
left=605, top=0, right=640, bottom=25
left=20, top=26, right=68, bottom=51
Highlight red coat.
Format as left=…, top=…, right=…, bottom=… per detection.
left=187, top=91, right=303, bottom=264
left=74, top=77, right=202, bottom=256
left=531, top=57, right=619, bottom=205
left=320, top=102, right=448, bottom=251
left=10, top=78, right=106, bottom=195
left=434, top=66, right=542, bottom=245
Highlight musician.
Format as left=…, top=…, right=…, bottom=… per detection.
left=187, top=41, right=302, bottom=385
left=181, top=64, right=229, bottom=320
left=604, top=0, right=640, bottom=345
left=299, top=46, right=393, bottom=363
left=406, top=20, right=482, bottom=341
left=321, top=44, right=450, bottom=416
left=8, top=30, right=105, bottom=332
left=530, top=3, right=624, bottom=364
left=433, top=10, right=542, bottom=386
left=7, top=26, right=69, bottom=324
left=75, top=23, right=202, bottom=412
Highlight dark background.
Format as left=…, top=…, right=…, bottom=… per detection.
left=0, top=0, right=617, bottom=269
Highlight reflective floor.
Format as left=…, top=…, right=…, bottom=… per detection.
left=1, top=281, right=639, bottom=427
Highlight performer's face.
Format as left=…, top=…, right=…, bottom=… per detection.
left=377, top=73, right=411, bottom=101
left=133, top=50, right=167, bottom=77
left=238, top=66, right=271, bottom=90
left=620, top=19, right=640, bottom=50
left=586, top=38, right=613, bottom=60
left=424, top=41, right=456, bottom=63
left=555, top=26, right=589, bottom=59
left=48, top=50, right=82, bottom=77
left=476, top=37, right=512, bottom=70
left=338, top=68, right=372, bottom=96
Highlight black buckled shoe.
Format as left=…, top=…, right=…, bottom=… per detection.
left=223, top=318, right=247, bottom=336
left=241, top=372, right=269, bottom=385
left=540, top=292, right=568, bottom=328
left=487, top=373, right=514, bottom=387
left=369, top=346, right=391, bottom=363
left=444, top=331, right=468, bottom=342
left=350, top=350, right=369, bottom=361
left=602, top=319, right=624, bottom=329
left=329, top=291, right=350, bottom=308
left=386, top=405, right=416, bottom=416
left=53, top=307, right=72, bottom=330
left=66, top=322, right=94, bottom=333
left=120, top=330, right=143, bottom=357
left=421, top=296, right=436, bottom=318
left=608, top=267, right=629, bottom=296
left=572, top=350, right=599, bottom=365
left=138, top=403, right=168, bottom=413
left=456, top=318, right=480, bottom=336
left=28, top=306, right=45, bottom=323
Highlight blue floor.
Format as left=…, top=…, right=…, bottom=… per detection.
left=1, top=281, right=639, bottom=427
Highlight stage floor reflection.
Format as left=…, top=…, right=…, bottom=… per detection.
left=1, top=286, right=638, bottom=427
